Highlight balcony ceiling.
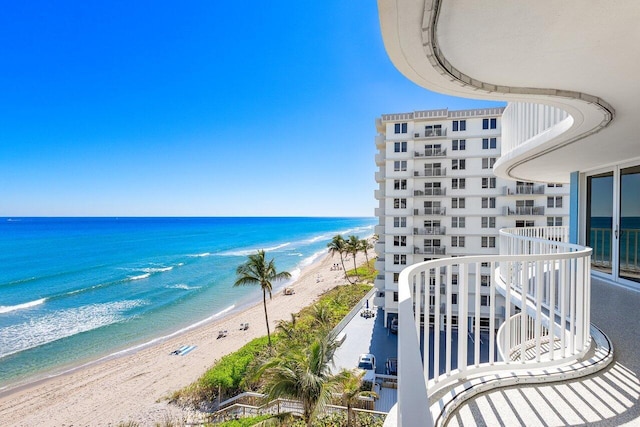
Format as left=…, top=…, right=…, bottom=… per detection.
left=378, top=0, right=640, bottom=182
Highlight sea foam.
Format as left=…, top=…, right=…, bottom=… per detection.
left=220, top=242, right=291, bottom=257
left=0, top=300, right=146, bottom=359
left=0, top=298, right=47, bottom=314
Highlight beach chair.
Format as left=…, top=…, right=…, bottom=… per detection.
left=217, top=330, right=227, bottom=339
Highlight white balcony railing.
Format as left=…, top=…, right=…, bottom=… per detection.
left=414, top=148, right=447, bottom=158
left=414, top=188, right=446, bottom=197
left=414, top=168, right=446, bottom=177
left=504, top=206, right=545, bottom=216
left=413, top=207, right=446, bottom=216
left=413, top=226, right=446, bottom=235
left=393, top=226, right=601, bottom=427
left=503, top=184, right=545, bottom=195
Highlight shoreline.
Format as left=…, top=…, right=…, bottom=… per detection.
left=0, top=248, right=328, bottom=396
left=0, top=249, right=372, bottom=426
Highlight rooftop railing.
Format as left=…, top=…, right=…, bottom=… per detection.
left=391, top=226, right=600, bottom=427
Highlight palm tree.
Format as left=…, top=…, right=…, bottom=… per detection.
left=327, top=235, right=352, bottom=283
left=345, top=235, right=361, bottom=280
left=311, top=302, right=332, bottom=331
left=234, top=250, right=291, bottom=347
left=336, top=369, right=378, bottom=427
left=359, top=238, right=373, bottom=268
left=259, top=335, right=339, bottom=427
left=276, top=313, right=299, bottom=341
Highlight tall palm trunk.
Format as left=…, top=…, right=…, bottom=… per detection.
left=263, top=287, right=271, bottom=346
left=339, top=253, right=353, bottom=284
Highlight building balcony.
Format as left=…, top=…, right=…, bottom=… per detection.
left=375, top=134, right=385, bottom=149
left=414, top=207, right=446, bottom=216
left=414, top=188, right=446, bottom=197
left=504, top=206, right=545, bottom=216
left=413, top=246, right=446, bottom=255
left=413, top=226, right=446, bottom=235
left=375, top=171, right=384, bottom=182
left=374, top=189, right=384, bottom=199
left=375, top=153, right=385, bottom=166
left=389, top=227, right=612, bottom=427
left=414, top=148, right=447, bottom=158
left=503, top=184, right=545, bottom=195
left=413, top=128, right=447, bottom=139
left=414, top=168, right=446, bottom=177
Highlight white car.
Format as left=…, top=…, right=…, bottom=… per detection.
left=357, top=353, right=376, bottom=385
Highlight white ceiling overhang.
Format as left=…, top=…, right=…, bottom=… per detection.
left=378, top=0, right=640, bottom=182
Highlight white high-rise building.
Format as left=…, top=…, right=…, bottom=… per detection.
left=374, top=108, right=569, bottom=327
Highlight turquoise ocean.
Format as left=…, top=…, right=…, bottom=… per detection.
left=0, top=217, right=375, bottom=389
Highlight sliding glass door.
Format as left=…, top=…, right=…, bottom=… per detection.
left=586, top=172, right=614, bottom=275
left=586, top=164, right=640, bottom=285
left=619, top=166, right=640, bottom=282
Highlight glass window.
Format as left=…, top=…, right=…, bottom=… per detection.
left=393, top=198, right=406, bottom=209
left=452, top=120, right=466, bottom=132
left=394, top=141, right=407, bottom=153
left=482, top=177, right=496, bottom=188
left=482, top=197, right=496, bottom=208
left=481, top=236, right=496, bottom=248
left=452, top=198, right=465, bottom=209
left=481, top=217, right=496, bottom=228
left=452, top=159, right=466, bottom=170
left=482, top=158, right=496, bottom=169
left=452, top=139, right=466, bottom=151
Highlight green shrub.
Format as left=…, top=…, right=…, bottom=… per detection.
left=173, top=281, right=374, bottom=408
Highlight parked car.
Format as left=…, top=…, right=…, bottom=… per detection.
left=390, top=317, right=398, bottom=334
left=385, top=357, right=398, bottom=376
left=357, top=353, right=377, bottom=386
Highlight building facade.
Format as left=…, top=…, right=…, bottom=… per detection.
left=374, top=108, right=569, bottom=328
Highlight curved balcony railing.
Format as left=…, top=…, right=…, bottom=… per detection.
left=393, top=226, right=595, bottom=427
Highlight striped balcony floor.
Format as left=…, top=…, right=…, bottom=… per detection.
left=446, top=277, right=640, bottom=426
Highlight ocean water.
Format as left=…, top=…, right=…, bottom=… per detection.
left=0, top=217, right=375, bottom=388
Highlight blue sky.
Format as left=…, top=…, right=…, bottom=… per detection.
left=0, top=1, right=504, bottom=217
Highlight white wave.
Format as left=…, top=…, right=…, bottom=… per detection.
left=166, top=284, right=201, bottom=291
left=141, top=266, right=173, bottom=273
left=177, top=262, right=184, bottom=266
left=0, top=300, right=146, bottom=359
left=0, top=298, right=47, bottom=314
left=307, top=233, right=331, bottom=243
left=220, top=242, right=291, bottom=257
left=128, top=273, right=151, bottom=281
left=299, top=249, right=328, bottom=268
left=188, top=252, right=211, bottom=258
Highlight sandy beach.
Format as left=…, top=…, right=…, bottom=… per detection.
left=0, top=250, right=372, bottom=426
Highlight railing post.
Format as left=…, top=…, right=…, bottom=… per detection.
left=446, top=265, right=453, bottom=375
left=398, top=268, right=433, bottom=427
left=434, top=267, right=441, bottom=380
left=458, top=263, right=468, bottom=374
